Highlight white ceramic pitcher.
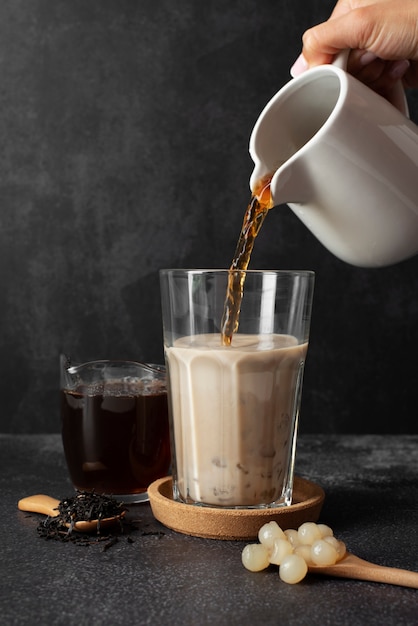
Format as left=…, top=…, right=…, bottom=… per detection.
left=249, top=53, right=418, bottom=267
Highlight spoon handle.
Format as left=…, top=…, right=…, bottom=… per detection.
left=18, top=494, right=61, bottom=517
left=310, top=553, right=418, bottom=589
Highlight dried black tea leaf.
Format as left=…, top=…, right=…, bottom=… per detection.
left=36, top=490, right=128, bottom=547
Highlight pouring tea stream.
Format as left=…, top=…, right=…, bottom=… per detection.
left=250, top=51, right=418, bottom=267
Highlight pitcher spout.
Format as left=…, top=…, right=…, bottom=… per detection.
left=250, top=158, right=312, bottom=206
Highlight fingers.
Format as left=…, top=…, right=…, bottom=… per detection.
left=290, top=0, right=418, bottom=95
left=298, top=1, right=418, bottom=67
left=301, top=9, right=377, bottom=67
left=351, top=51, right=409, bottom=83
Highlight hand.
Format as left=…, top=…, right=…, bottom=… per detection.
left=291, top=0, right=418, bottom=106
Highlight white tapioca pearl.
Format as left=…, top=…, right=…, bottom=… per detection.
left=311, top=539, right=338, bottom=566
left=317, top=523, right=333, bottom=538
left=294, top=544, right=315, bottom=566
left=284, top=528, right=300, bottom=547
left=242, top=543, right=270, bottom=572
left=279, top=554, right=308, bottom=584
left=297, top=522, right=322, bottom=545
left=258, top=521, right=286, bottom=549
left=269, top=538, right=293, bottom=565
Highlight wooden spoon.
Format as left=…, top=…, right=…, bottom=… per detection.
left=308, top=552, right=418, bottom=589
left=18, top=494, right=124, bottom=533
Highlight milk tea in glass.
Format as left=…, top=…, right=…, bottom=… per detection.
left=160, top=269, right=314, bottom=509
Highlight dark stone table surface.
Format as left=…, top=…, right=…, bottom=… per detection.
left=1, top=434, right=417, bottom=625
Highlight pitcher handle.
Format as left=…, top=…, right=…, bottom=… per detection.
left=332, top=49, right=409, bottom=118
left=332, top=49, right=350, bottom=70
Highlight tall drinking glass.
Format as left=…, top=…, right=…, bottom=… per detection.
left=160, top=269, right=314, bottom=509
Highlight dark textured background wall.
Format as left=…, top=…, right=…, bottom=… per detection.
left=1, top=0, right=418, bottom=434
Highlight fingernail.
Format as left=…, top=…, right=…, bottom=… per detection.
left=389, top=59, right=410, bottom=79
left=290, top=53, right=308, bottom=78
left=359, top=51, right=378, bottom=66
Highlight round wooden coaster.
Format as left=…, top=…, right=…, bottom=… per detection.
left=148, top=476, right=325, bottom=540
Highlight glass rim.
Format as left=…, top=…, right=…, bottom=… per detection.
left=65, top=359, right=166, bottom=376
left=159, top=268, right=315, bottom=277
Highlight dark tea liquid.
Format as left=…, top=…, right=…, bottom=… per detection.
left=221, top=174, right=273, bottom=345
left=61, top=379, right=170, bottom=496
